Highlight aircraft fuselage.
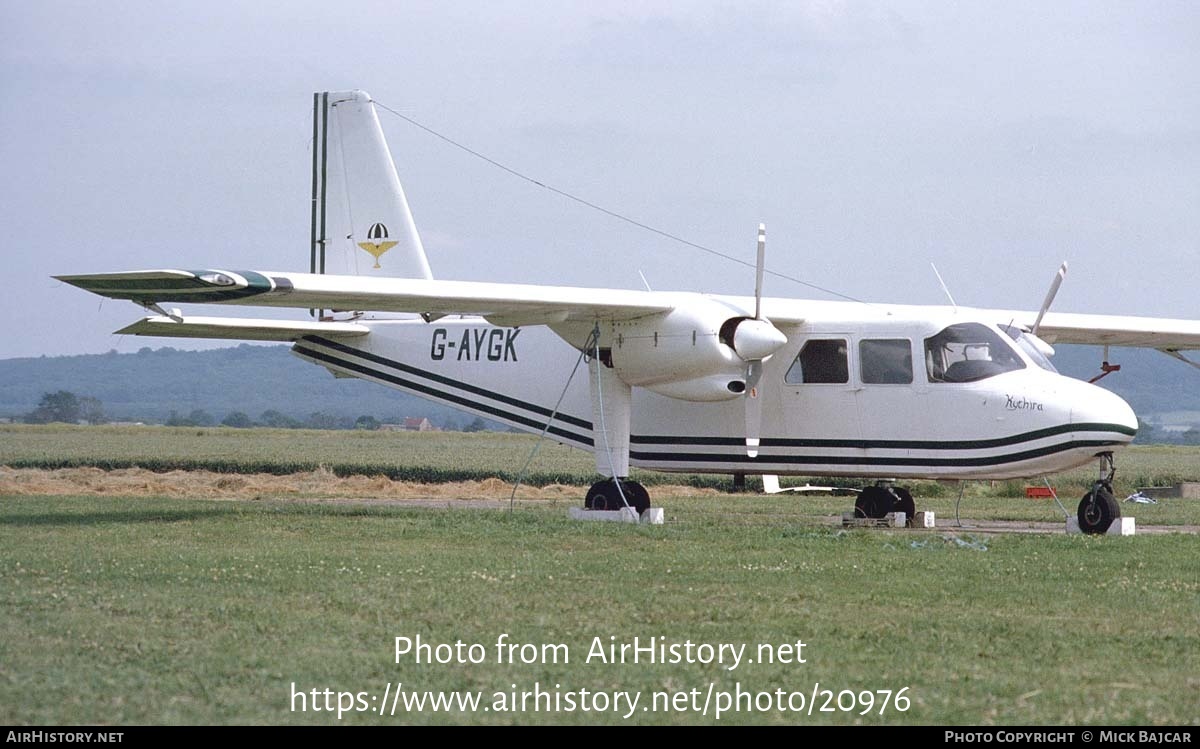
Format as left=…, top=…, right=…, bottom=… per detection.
left=291, top=300, right=1137, bottom=481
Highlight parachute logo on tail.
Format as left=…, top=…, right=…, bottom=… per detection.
left=357, top=222, right=398, bottom=269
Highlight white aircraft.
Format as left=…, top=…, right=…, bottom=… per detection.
left=57, top=90, right=1200, bottom=534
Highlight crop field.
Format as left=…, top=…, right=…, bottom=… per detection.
left=2, top=425, right=1199, bottom=725
left=3, top=424, right=1199, bottom=495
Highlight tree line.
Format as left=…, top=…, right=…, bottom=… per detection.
left=23, top=390, right=107, bottom=425
left=19, top=390, right=490, bottom=432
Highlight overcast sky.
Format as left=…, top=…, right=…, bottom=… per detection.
left=2, top=1, right=1197, bottom=359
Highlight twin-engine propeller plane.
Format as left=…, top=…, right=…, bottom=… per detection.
left=58, top=90, right=1200, bottom=533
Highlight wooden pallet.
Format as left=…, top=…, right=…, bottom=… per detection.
left=840, top=511, right=935, bottom=529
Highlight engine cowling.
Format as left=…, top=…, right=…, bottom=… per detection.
left=607, top=299, right=787, bottom=402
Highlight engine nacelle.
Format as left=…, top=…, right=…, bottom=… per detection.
left=608, top=299, right=786, bottom=402
left=644, top=373, right=750, bottom=402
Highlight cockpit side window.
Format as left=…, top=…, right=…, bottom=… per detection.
left=925, top=323, right=1026, bottom=383
left=785, top=339, right=849, bottom=384
left=860, top=339, right=913, bottom=384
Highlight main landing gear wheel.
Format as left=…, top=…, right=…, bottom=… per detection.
left=1077, top=485, right=1120, bottom=535
left=584, top=479, right=650, bottom=515
left=854, top=486, right=895, bottom=519
left=853, top=485, right=916, bottom=523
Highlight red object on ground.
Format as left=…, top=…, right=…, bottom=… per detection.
left=1025, top=486, right=1056, bottom=499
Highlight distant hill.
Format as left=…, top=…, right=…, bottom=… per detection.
left=1051, top=345, right=1200, bottom=434
left=0, top=344, right=467, bottom=428
left=0, top=342, right=1195, bottom=438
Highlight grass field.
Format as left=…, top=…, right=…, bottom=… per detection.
left=1, top=495, right=1198, bottom=725
left=2, top=426, right=1199, bottom=725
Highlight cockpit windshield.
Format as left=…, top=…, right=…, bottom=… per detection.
left=1000, top=324, right=1059, bottom=373
left=924, top=323, right=1026, bottom=383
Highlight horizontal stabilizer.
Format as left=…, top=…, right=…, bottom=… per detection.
left=114, top=315, right=369, bottom=342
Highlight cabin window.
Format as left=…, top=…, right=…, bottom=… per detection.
left=785, top=339, right=849, bottom=384
left=925, top=323, right=1026, bottom=383
left=860, top=339, right=913, bottom=384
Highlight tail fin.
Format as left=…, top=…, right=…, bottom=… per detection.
left=311, top=90, right=433, bottom=280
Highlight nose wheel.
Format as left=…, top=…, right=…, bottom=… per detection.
left=1077, top=453, right=1121, bottom=534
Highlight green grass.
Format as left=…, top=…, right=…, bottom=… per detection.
left=1, top=494, right=1197, bottom=725
left=684, top=491, right=1200, bottom=527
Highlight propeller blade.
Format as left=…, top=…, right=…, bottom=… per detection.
left=745, top=390, right=762, bottom=458
left=745, top=360, right=764, bottom=393
left=746, top=225, right=769, bottom=456
left=754, top=223, right=766, bottom=320
left=1032, top=261, right=1068, bottom=337
left=744, top=360, right=763, bottom=457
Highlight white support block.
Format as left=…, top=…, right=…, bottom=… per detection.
left=567, top=507, right=664, bottom=525
left=568, top=507, right=640, bottom=524
left=1107, top=517, right=1136, bottom=536
left=641, top=508, right=664, bottom=525
left=914, top=511, right=936, bottom=528
left=1066, top=517, right=1136, bottom=536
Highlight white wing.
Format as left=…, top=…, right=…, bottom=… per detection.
left=56, top=269, right=1200, bottom=354
left=995, top=309, right=1200, bottom=351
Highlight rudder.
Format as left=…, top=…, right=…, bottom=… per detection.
left=311, top=90, right=433, bottom=281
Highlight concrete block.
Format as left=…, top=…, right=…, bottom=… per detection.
left=1136, top=483, right=1200, bottom=500
left=914, top=511, right=936, bottom=528
left=568, top=507, right=639, bottom=523
left=640, top=508, right=665, bottom=525
left=1108, top=517, right=1136, bottom=536
left=1066, top=516, right=1135, bottom=536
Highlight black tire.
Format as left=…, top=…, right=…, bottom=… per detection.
left=854, top=486, right=895, bottom=519
left=585, top=480, right=650, bottom=514
left=1077, top=486, right=1120, bottom=534
left=585, top=481, right=620, bottom=511
left=622, top=481, right=651, bottom=515
left=891, top=487, right=916, bottom=522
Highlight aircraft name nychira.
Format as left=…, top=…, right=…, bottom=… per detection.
left=1005, top=394, right=1045, bottom=412
left=430, top=328, right=520, bottom=362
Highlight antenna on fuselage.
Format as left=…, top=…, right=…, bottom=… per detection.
left=930, top=263, right=957, bottom=311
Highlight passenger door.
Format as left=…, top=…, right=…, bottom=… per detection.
left=780, top=336, right=862, bottom=445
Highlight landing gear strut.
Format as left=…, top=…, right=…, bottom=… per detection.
left=585, top=478, right=650, bottom=515
left=1077, top=452, right=1121, bottom=534
left=853, top=481, right=916, bottom=521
